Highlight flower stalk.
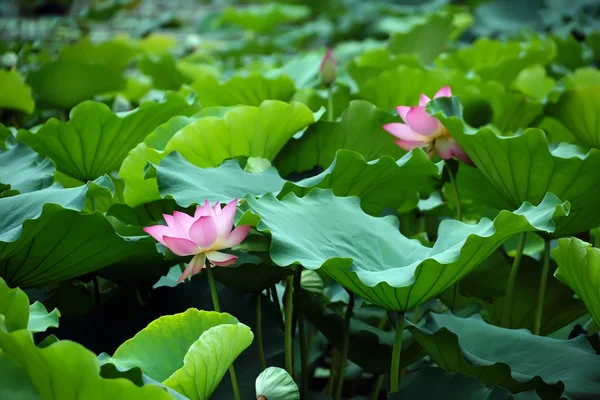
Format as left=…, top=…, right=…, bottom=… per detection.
left=334, top=292, right=355, bottom=400
left=502, top=233, right=527, bottom=328
left=533, top=240, right=551, bottom=335
left=390, top=312, right=405, bottom=393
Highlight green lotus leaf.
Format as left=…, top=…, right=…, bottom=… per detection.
left=107, top=309, right=239, bottom=382
left=408, top=313, right=600, bottom=399
left=431, top=96, right=600, bottom=237
left=553, top=237, right=600, bottom=327
left=0, top=123, right=11, bottom=150
left=155, top=148, right=439, bottom=215
left=18, top=93, right=195, bottom=182
left=255, top=367, right=299, bottom=400
left=279, top=51, right=322, bottom=89
left=393, top=367, right=514, bottom=400
left=435, top=37, right=555, bottom=86
left=0, top=143, right=54, bottom=196
left=512, top=65, right=556, bottom=101
left=358, top=66, right=542, bottom=132
left=155, top=152, right=285, bottom=207
left=59, top=36, right=139, bottom=72
left=298, top=290, right=423, bottom=373
left=0, top=277, right=29, bottom=332
left=212, top=263, right=292, bottom=294
left=190, top=73, right=296, bottom=107
left=166, top=101, right=314, bottom=168
left=275, top=100, right=405, bottom=176
left=290, top=86, right=351, bottom=120
left=0, top=329, right=175, bottom=400
left=163, top=323, right=254, bottom=400
left=457, top=254, right=586, bottom=335
left=547, top=82, right=600, bottom=149
left=0, top=69, right=34, bottom=113
left=138, top=54, right=192, bottom=91
left=347, top=47, right=421, bottom=88
left=0, top=354, right=41, bottom=399
left=27, top=301, right=60, bottom=333
left=0, top=181, right=161, bottom=288
left=552, top=34, right=591, bottom=71
left=219, top=3, right=310, bottom=33
left=27, top=60, right=126, bottom=109
left=238, top=189, right=567, bottom=311
left=280, top=149, right=440, bottom=215
left=121, top=113, right=203, bottom=207
left=387, top=13, right=455, bottom=64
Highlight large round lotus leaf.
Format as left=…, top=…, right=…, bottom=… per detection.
left=108, top=309, right=239, bottom=382
left=0, top=180, right=162, bottom=288
left=219, top=3, right=310, bottom=33
left=393, top=367, right=513, bottom=400
left=0, top=69, right=34, bottom=113
left=27, top=60, right=126, bottom=109
left=0, top=143, right=54, bottom=196
left=358, top=66, right=542, bottom=133
left=154, top=148, right=439, bottom=215
left=163, top=323, right=254, bottom=400
left=17, top=93, right=195, bottom=182
left=238, top=189, right=567, bottom=311
left=435, top=37, right=555, bottom=85
left=408, top=313, right=600, bottom=399
left=190, top=74, right=296, bottom=107
left=553, top=237, right=600, bottom=328
left=430, top=96, right=600, bottom=238
left=548, top=84, right=600, bottom=149
left=387, top=13, right=456, bottom=64
left=0, top=329, right=174, bottom=400
left=275, top=100, right=406, bottom=176
left=122, top=100, right=314, bottom=207
left=0, top=353, right=41, bottom=399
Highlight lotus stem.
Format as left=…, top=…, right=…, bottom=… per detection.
left=206, top=264, right=240, bottom=400
left=327, top=349, right=339, bottom=396
left=270, top=283, right=283, bottom=326
left=293, top=267, right=309, bottom=399
left=533, top=240, right=551, bottom=335
left=284, top=275, right=294, bottom=377
left=370, top=374, right=384, bottom=400
left=390, top=311, right=405, bottom=393
left=502, top=232, right=527, bottom=328
left=445, top=160, right=462, bottom=313
left=327, top=87, right=334, bottom=122
left=92, top=275, right=100, bottom=309
left=335, top=292, right=355, bottom=400
left=256, top=293, right=266, bottom=371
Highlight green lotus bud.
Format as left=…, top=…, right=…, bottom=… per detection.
left=319, top=48, right=337, bottom=87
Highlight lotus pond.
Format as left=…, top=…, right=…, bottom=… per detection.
left=1, top=0, right=600, bottom=399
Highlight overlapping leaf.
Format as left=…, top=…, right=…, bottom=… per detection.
left=238, top=189, right=567, bottom=311
left=18, top=93, right=195, bottom=182
left=0, top=143, right=54, bottom=196
left=0, top=69, right=34, bottom=113
left=190, top=74, right=296, bottom=107
left=431, top=96, right=600, bottom=237
left=553, top=237, right=600, bottom=327
left=408, top=313, right=600, bottom=399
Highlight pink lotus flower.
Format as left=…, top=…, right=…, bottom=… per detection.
left=382, top=86, right=471, bottom=164
left=320, top=48, right=337, bottom=87
left=143, top=199, right=250, bottom=282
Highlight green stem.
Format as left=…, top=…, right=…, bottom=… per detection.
left=205, top=264, right=221, bottom=312
left=327, top=349, right=339, bottom=396
left=92, top=275, right=100, bottom=309
left=390, top=312, right=405, bottom=393
left=327, top=87, right=334, bottom=122
left=502, top=232, right=527, bottom=328
left=206, top=264, right=240, bottom=400
left=256, top=293, right=266, bottom=371
left=370, top=374, right=384, bottom=400
left=446, top=161, right=462, bottom=313
left=334, top=293, right=355, bottom=400
left=293, top=267, right=308, bottom=399
left=284, top=275, right=294, bottom=377
left=533, top=240, right=551, bottom=335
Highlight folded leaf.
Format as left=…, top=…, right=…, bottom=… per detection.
left=0, top=143, right=54, bottom=195
left=239, top=189, right=567, bottom=310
